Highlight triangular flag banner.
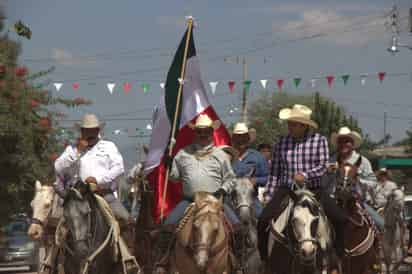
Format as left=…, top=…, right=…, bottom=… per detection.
left=326, top=76, right=334, bottom=88
left=293, top=78, right=301, bottom=88
left=260, top=79, right=268, bottom=89
left=378, top=72, right=386, bottom=83
left=342, top=75, right=350, bottom=85
left=123, top=82, right=131, bottom=93
left=54, top=83, right=63, bottom=91
left=310, top=79, right=317, bottom=88
left=160, top=82, right=165, bottom=89
left=360, top=74, right=368, bottom=86
left=243, top=80, right=252, bottom=92
left=228, top=80, right=235, bottom=93
left=209, top=81, right=218, bottom=95
left=107, top=83, right=115, bottom=94
left=72, top=82, right=80, bottom=90
left=277, top=79, right=284, bottom=91
left=141, top=83, right=150, bottom=93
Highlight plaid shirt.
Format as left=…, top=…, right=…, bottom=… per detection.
left=266, top=133, right=329, bottom=198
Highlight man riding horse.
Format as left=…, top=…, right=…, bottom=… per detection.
left=257, top=104, right=347, bottom=274
left=231, top=122, right=269, bottom=217
left=51, top=114, right=136, bottom=271
left=330, top=127, right=383, bottom=230
left=374, top=168, right=398, bottom=210
left=155, top=114, right=244, bottom=272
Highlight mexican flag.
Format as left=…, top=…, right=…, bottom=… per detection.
left=144, top=22, right=231, bottom=223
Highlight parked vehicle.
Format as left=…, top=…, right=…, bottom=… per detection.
left=0, top=218, right=40, bottom=271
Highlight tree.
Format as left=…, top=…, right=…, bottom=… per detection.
left=0, top=11, right=90, bottom=220
left=248, top=91, right=376, bottom=153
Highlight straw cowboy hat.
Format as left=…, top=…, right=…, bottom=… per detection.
left=188, top=114, right=221, bottom=130
left=219, top=145, right=239, bottom=159
left=376, top=167, right=391, bottom=178
left=278, top=104, right=318, bottom=129
left=75, top=113, right=105, bottom=129
left=331, top=126, right=362, bottom=148
left=231, top=122, right=257, bottom=142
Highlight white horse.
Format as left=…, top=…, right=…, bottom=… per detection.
left=382, top=188, right=406, bottom=273
left=28, top=180, right=62, bottom=241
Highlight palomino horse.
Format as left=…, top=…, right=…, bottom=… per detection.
left=232, top=177, right=262, bottom=273
left=335, top=160, right=379, bottom=274
left=167, top=192, right=233, bottom=274
left=266, top=187, right=334, bottom=274
left=62, top=183, right=124, bottom=274
left=381, top=188, right=406, bottom=273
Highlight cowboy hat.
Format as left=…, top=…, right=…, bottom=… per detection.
left=331, top=126, right=362, bottom=148
left=188, top=114, right=221, bottom=130
left=278, top=104, right=318, bottom=129
left=75, top=113, right=105, bottom=129
left=219, top=145, right=239, bottom=159
left=231, top=122, right=257, bottom=142
left=376, top=167, right=391, bottom=177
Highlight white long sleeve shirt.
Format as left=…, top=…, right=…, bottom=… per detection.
left=54, top=140, right=125, bottom=191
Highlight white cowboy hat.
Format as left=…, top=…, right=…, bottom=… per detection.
left=219, top=145, right=239, bottom=159
left=188, top=114, right=221, bottom=130
left=232, top=122, right=256, bottom=142
left=331, top=126, right=362, bottom=148
left=75, top=113, right=105, bottom=129
left=278, top=104, right=318, bottom=129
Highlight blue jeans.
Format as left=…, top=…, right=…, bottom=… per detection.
left=164, top=200, right=240, bottom=225
left=254, top=198, right=263, bottom=218
left=363, top=203, right=384, bottom=231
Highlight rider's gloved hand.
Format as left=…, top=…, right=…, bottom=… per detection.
left=213, top=188, right=227, bottom=199
left=164, top=155, right=173, bottom=169
left=85, top=176, right=98, bottom=192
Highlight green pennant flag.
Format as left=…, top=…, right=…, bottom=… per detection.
left=342, top=75, right=350, bottom=85
left=141, top=83, right=150, bottom=93
left=293, top=78, right=301, bottom=88
left=243, top=80, right=252, bottom=91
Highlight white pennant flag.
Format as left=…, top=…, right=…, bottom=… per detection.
left=360, top=74, right=368, bottom=86
left=209, top=81, right=218, bottom=95
left=260, top=80, right=268, bottom=89
left=160, top=82, right=165, bottom=89
left=54, top=83, right=63, bottom=91
left=310, top=79, right=317, bottom=88
left=107, top=83, right=116, bottom=94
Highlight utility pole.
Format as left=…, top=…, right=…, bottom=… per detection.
left=224, top=56, right=249, bottom=124
left=383, top=111, right=387, bottom=158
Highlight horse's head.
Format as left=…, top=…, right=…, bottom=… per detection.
left=290, top=190, right=322, bottom=263
left=191, top=192, right=224, bottom=271
left=63, top=186, right=93, bottom=259
left=232, top=177, right=255, bottom=226
left=28, top=180, right=55, bottom=240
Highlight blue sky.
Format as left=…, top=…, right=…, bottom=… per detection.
left=4, top=0, right=412, bottom=166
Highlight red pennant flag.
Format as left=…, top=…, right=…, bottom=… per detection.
left=72, top=82, right=80, bottom=90
left=326, top=76, right=334, bottom=88
left=378, top=72, right=386, bottom=83
left=228, top=80, right=235, bottom=93
left=277, top=79, right=284, bottom=91
left=123, top=82, right=132, bottom=93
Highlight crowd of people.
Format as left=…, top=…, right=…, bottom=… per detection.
left=46, top=104, right=411, bottom=273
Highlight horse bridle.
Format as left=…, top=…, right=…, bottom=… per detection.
left=31, top=191, right=56, bottom=228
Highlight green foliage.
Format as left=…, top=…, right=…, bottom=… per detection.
left=0, top=13, right=91, bottom=217
left=248, top=91, right=378, bottom=154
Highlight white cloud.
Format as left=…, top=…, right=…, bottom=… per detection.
left=275, top=8, right=387, bottom=47
left=51, top=48, right=96, bottom=66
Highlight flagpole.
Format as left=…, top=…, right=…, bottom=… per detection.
left=160, top=17, right=193, bottom=221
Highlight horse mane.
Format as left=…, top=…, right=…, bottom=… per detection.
left=294, top=190, right=321, bottom=216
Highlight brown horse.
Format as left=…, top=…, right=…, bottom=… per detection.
left=335, top=160, right=380, bottom=274
left=167, top=192, right=233, bottom=274
left=133, top=178, right=158, bottom=274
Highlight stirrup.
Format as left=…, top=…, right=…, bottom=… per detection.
left=121, top=256, right=140, bottom=274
